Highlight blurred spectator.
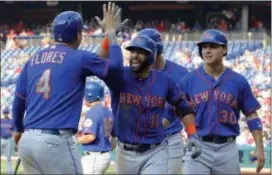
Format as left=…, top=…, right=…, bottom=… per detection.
left=207, top=17, right=218, bottom=29
left=177, top=21, right=189, bottom=32
left=218, top=19, right=228, bottom=32
left=192, top=21, right=202, bottom=31
left=156, top=20, right=167, bottom=32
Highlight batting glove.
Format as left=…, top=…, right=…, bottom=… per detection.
left=183, top=134, right=201, bottom=159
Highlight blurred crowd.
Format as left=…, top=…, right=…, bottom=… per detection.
left=1, top=13, right=267, bottom=50
left=1, top=34, right=271, bottom=148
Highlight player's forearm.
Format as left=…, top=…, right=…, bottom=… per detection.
left=108, top=44, right=124, bottom=71
left=106, top=29, right=118, bottom=45
left=99, top=29, right=118, bottom=58
left=251, top=130, right=264, bottom=150
left=99, top=37, right=109, bottom=58
left=12, top=96, right=25, bottom=132
left=246, top=112, right=264, bottom=149
left=77, top=134, right=96, bottom=144
left=181, top=113, right=197, bottom=137
left=110, top=136, right=117, bottom=150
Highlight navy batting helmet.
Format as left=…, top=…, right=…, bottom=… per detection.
left=85, top=82, right=104, bottom=103
left=126, top=35, right=157, bottom=65
left=197, top=29, right=228, bottom=58
left=137, top=28, right=163, bottom=55
left=53, top=11, right=83, bottom=43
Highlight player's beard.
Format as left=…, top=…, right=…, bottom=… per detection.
left=129, top=57, right=149, bottom=73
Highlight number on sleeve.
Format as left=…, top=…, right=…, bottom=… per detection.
left=36, top=69, right=51, bottom=99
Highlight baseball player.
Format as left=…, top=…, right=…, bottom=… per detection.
left=137, top=28, right=189, bottom=174
left=180, top=29, right=265, bottom=174
left=12, top=3, right=125, bottom=174
left=1, top=107, right=14, bottom=174
left=78, top=82, right=113, bottom=174
left=99, top=34, right=200, bottom=174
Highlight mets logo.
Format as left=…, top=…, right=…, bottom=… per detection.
left=135, top=36, right=143, bottom=43
left=84, top=119, right=93, bottom=128
left=203, top=32, right=213, bottom=39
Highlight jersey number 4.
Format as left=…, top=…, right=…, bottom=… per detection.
left=36, top=69, right=51, bottom=99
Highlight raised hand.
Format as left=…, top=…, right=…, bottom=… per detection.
left=95, top=2, right=129, bottom=32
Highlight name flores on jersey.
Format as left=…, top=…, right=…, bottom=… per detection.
left=30, top=51, right=66, bottom=66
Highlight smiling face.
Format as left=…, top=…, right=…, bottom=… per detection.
left=201, top=43, right=227, bottom=66
left=128, top=47, right=150, bottom=73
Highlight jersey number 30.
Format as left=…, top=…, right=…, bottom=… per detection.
left=36, top=69, right=51, bottom=99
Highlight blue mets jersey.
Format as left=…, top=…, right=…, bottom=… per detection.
left=81, top=103, right=113, bottom=152
left=1, top=119, right=13, bottom=138
left=162, top=60, right=189, bottom=136
left=14, top=44, right=122, bottom=131
left=107, top=67, right=192, bottom=144
left=179, top=66, right=261, bottom=136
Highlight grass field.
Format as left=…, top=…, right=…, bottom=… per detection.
left=1, top=159, right=116, bottom=174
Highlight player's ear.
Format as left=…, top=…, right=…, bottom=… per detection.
left=77, top=32, right=82, bottom=42
left=223, top=46, right=227, bottom=56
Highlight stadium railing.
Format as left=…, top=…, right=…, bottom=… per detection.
left=11, top=31, right=270, bottom=47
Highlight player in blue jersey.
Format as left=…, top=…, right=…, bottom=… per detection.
left=78, top=82, right=113, bottom=174
left=180, top=29, right=265, bottom=174
left=12, top=2, right=125, bottom=174
left=99, top=33, right=200, bottom=174
left=136, top=28, right=190, bottom=174
left=1, top=107, right=14, bottom=174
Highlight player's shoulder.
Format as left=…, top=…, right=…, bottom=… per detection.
left=37, top=44, right=90, bottom=59
left=153, top=68, right=171, bottom=78
left=166, top=60, right=188, bottom=73
left=86, top=105, right=101, bottom=118
left=226, top=67, right=249, bottom=85
left=78, top=49, right=98, bottom=58
left=152, top=69, right=177, bottom=85
left=103, top=106, right=113, bottom=115
left=182, top=67, right=200, bottom=81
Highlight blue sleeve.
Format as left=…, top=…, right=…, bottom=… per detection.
left=179, top=74, right=196, bottom=110
left=179, top=74, right=191, bottom=99
left=83, top=112, right=101, bottom=136
left=15, top=62, right=28, bottom=99
left=167, top=76, right=194, bottom=117
left=12, top=62, right=28, bottom=132
left=239, top=78, right=261, bottom=116
left=111, top=116, right=117, bottom=137
left=163, top=103, right=176, bottom=121
left=81, top=44, right=123, bottom=79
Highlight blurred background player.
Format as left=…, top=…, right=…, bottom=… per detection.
left=12, top=3, right=124, bottom=174
left=78, top=82, right=114, bottom=174
left=180, top=29, right=265, bottom=174
left=137, top=28, right=189, bottom=174
left=1, top=107, right=14, bottom=174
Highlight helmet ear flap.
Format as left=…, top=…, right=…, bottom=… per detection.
left=148, top=51, right=157, bottom=65
left=198, top=46, right=203, bottom=58
left=157, top=42, right=163, bottom=55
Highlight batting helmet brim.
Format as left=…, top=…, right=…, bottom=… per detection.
left=126, top=45, right=153, bottom=54
left=197, top=39, right=227, bottom=46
